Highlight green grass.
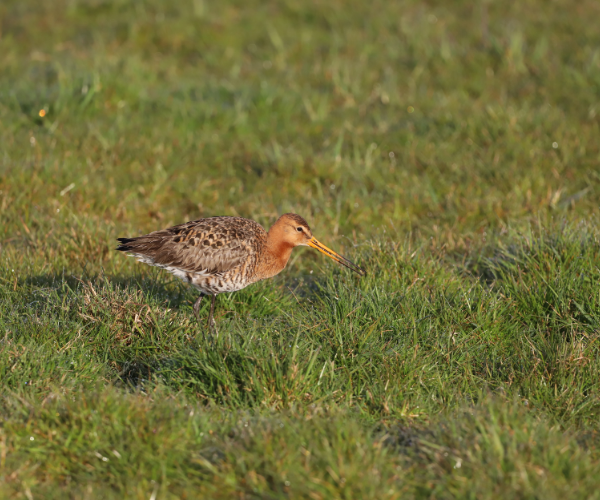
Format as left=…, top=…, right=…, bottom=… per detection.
left=1, top=0, right=600, bottom=497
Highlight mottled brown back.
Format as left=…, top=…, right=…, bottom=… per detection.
left=116, top=216, right=267, bottom=275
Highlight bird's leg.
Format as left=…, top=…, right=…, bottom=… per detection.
left=208, top=294, right=218, bottom=336
left=193, top=294, right=204, bottom=320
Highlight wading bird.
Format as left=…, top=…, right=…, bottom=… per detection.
left=116, top=213, right=365, bottom=333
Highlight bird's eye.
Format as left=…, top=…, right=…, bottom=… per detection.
left=296, top=227, right=303, bottom=232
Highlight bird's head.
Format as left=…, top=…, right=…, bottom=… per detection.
left=273, top=213, right=314, bottom=246
left=270, top=213, right=365, bottom=276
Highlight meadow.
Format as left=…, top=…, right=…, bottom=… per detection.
left=1, top=0, right=600, bottom=497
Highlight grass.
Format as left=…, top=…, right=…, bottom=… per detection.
left=1, top=0, right=600, bottom=497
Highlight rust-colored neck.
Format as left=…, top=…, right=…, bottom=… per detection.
left=255, top=222, right=295, bottom=280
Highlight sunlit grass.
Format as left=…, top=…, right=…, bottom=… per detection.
left=1, top=0, right=600, bottom=497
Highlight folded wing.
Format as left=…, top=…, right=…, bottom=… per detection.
left=116, top=217, right=266, bottom=276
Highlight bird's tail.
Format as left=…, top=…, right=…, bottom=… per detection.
left=116, top=237, right=138, bottom=252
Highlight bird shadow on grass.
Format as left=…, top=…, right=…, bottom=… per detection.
left=21, top=267, right=313, bottom=318
left=21, top=271, right=210, bottom=312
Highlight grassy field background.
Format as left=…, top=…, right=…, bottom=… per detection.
left=1, top=0, right=600, bottom=497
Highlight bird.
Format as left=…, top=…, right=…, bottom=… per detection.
left=116, top=213, right=365, bottom=333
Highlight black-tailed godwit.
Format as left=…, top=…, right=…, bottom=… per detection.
left=116, top=213, right=365, bottom=331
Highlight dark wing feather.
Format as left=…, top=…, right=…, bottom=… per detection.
left=116, top=217, right=267, bottom=275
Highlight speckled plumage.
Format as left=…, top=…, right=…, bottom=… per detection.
left=117, top=213, right=363, bottom=331
left=116, top=216, right=289, bottom=295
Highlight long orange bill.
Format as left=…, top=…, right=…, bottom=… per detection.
left=307, top=237, right=366, bottom=276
